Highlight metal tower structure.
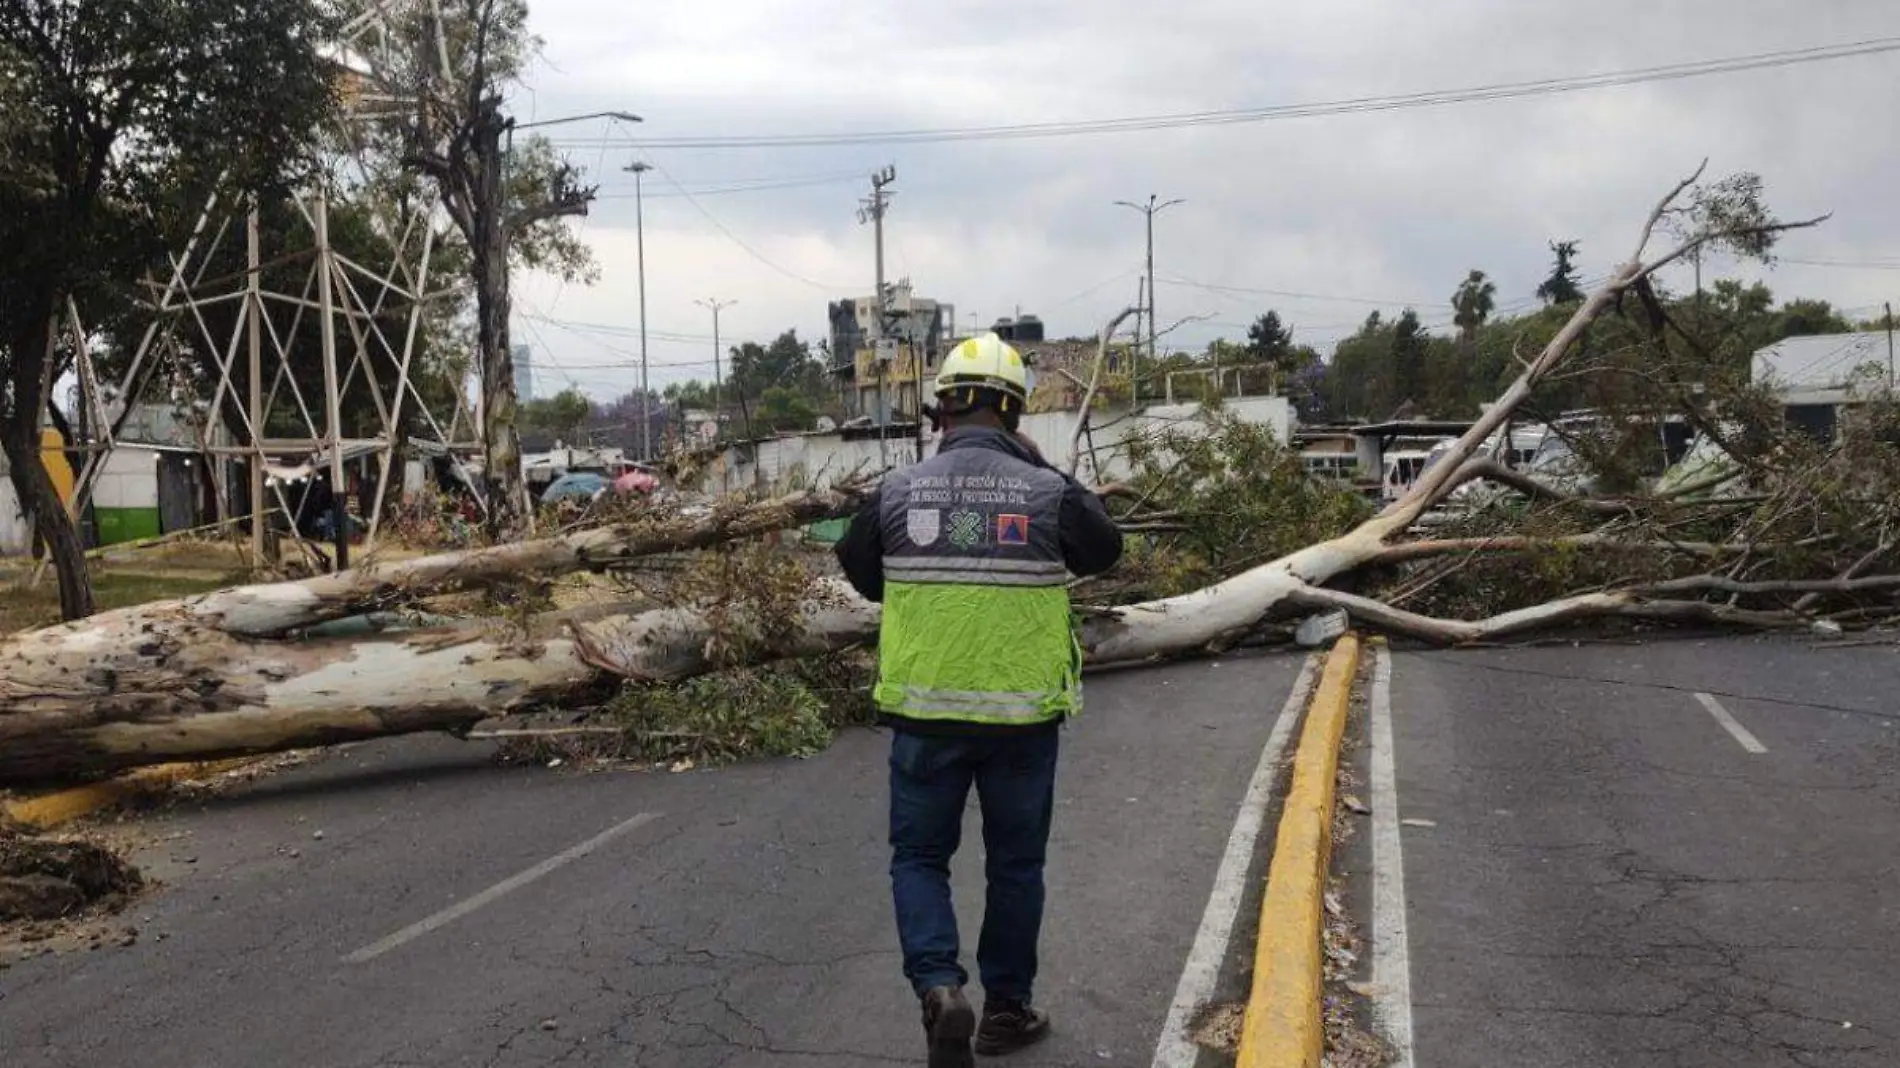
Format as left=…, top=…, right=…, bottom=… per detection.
left=48, top=0, right=481, bottom=572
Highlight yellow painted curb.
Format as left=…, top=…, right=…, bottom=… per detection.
left=1237, top=633, right=1362, bottom=1068
left=2, top=759, right=256, bottom=831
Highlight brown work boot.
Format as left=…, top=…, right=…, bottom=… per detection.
left=975, top=998, right=1050, bottom=1057
left=920, top=985, right=976, bottom=1068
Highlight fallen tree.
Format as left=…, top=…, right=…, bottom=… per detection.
left=6, top=165, right=1890, bottom=784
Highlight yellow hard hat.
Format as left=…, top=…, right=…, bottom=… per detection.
left=934, top=332, right=1028, bottom=410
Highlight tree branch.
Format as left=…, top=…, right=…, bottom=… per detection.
left=1069, top=306, right=1141, bottom=477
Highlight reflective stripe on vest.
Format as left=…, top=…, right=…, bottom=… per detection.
left=883, top=555, right=1067, bottom=587
left=898, top=686, right=1054, bottom=722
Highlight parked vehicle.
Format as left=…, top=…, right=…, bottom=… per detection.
left=541, top=472, right=609, bottom=504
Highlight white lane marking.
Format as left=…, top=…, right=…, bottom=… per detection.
left=1369, top=646, right=1417, bottom=1068
left=1694, top=692, right=1767, bottom=754
left=343, top=811, right=660, bottom=964
left=1150, top=655, right=1321, bottom=1068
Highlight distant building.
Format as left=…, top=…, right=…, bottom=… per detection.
left=1752, top=331, right=1896, bottom=442
left=827, top=282, right=955, bottom=421
left=513, top=343, right=535, bottom=402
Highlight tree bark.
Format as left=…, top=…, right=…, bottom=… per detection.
left=4, top=312, right=96, bottom=621
left=471, top=106, right=529, bottom=539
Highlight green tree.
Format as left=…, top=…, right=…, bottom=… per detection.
left=0, top=0, right=336, bottom=619
left=1389, top=309, right=1433, bottom=413
left=663, top=380, right=717, bottom=411
left=731, top=329, right=826, bottom=404
left=1535, top=240, right=1584, bottom=306
left=1451, top=269, right=1497, bottom=345
left=394, top=0, right=600, bottom=536
left=756, top=386, right=819, bottom=433
left=1774, top=298, right=1853, bottom=340
left=1245, top=311, right=1293, bottom=365
left=1323, top=311, right=1397, bottom=421
left=1241, top=310, right=1319, bottom=393
left=521, top=388, right=591, bottom=439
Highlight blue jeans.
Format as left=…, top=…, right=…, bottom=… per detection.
left=889, top=728, right=1060, bottom=1002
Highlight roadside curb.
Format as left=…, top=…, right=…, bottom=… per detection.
left=1237, top=632, right=1362, bottom=1068
left=2, top=759, right=256, bottom=831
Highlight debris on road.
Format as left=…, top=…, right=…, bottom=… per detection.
left=0, top=834, right=143, bottom=923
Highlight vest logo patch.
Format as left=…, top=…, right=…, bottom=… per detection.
left=946, top=509, right=987, bottom=549
left=906, top=508, right=940, bottom=547
left=997, top=513, right=1030, bottom=545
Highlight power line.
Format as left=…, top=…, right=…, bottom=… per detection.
left=648, top=162, right=855, bottom=291
left=595, top=171, right=865, bottom=200
left=548, top=36, right=1900, bottom=150
left=519, top=311, right=717, bottom=344
left=1781, top=256, right=1900, bottom=270
left=1157, top=274, right=1434, bottom=308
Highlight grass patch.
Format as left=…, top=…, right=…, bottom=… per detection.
left=0, top=568, right=244, bottom=635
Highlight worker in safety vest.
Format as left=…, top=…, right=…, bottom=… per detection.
left=836, top=332, right=1123, bottom=1067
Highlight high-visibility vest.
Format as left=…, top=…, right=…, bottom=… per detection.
left=871, top=443, right=1081, bottom=727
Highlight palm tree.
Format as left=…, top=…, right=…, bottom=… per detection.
left=1451, top=269, right=1497, bottom=347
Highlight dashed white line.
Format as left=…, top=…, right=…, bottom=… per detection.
left=1149, top=655, right=1321, bottom=1068
left=342, top=811, right=660, bottom=964
left=1694, top=692, right=1767, bottom=753
left=1369, top=645, right=1417, bottom=1068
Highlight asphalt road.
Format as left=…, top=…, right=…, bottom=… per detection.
left=0, top=653, right=1308, bottom=1068
left=1366, top=636, right=1900, bottom=1067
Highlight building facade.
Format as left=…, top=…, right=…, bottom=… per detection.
left=827, top=283, right=955, bottom=421
left=513, top=343, right=535, bottom=403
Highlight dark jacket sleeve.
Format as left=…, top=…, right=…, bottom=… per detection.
left=834, top=491, right=886, bottom=602
left=1057, top=477, right=1123, bottom=577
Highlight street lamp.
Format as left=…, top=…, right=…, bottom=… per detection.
left=514, top=110, right=644, bottom=131
left=696, top=297, right=737, bottom=433
left=1114, top=195, right=1184, bottom=402
left=625, top=161, right=653, bottom=460
left=507, top=110, right=641, bottom=154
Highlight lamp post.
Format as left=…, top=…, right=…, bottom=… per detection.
left=696, top=297, right=737, bottom=434
left=625, top=161, right=653, bottom=460
left=507, top=109, right=641, bottom=154
left=1114, top=194, right=1183, bottom=402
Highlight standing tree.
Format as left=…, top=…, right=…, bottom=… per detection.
left=1536, top=240, right=1585, bottom=305
left=1388, top=308, right=1432, bottom=415
left=398, top=0, right=598, bottom=538
left=1451, top=269, right=1497, bottom=347
left=1242, top=311, right=1293, bottom=390
left=0, top=0, right=336, bottom=619
left=521, top=388, right=593, bottom=441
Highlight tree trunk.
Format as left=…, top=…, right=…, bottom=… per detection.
left=0, top=482, right=871, bottom=782
left=4, top=313, right=96, bottom=621
left=472, top=110, right=528, bottom=540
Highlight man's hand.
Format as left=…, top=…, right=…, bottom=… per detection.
left=1093, top=481, right=1134, bottom=499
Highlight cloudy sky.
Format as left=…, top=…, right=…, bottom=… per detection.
left=503, top=0, right=1900, bottom=400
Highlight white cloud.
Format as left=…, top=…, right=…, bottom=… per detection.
left=508, top=0, right=1900, bottom=399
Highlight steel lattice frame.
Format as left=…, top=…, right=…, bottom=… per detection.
left=56, top=0, right=481, bottom=569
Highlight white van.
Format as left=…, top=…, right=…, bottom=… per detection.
left=1381, top=449, right=1436, bottom=504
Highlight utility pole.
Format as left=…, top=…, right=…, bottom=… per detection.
left=314, top=193, right=349, bottom=570
left=696, top=297, right=736, bottom=436
left=625, top=161, right=653, bottom=460
left=246, top=205, right=266, bottom=564
left=1114, top=194, right=1183, bottom=403
left=860, top=165, right=896, bottom=466
left=1887, top=301, right=1895, bottom=388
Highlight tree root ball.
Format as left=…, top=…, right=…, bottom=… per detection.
left=0, top=835, right=144, bottom=922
